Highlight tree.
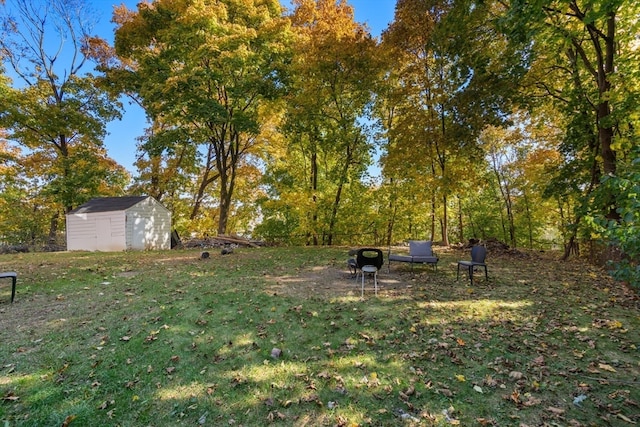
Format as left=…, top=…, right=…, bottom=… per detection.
left=503, top=0, right=640, bottom=257
left=0, top=0, right=126, bottom=235
left=112, top=0, right=290, bottom=235
left=380, top=0, right=496, bottom=245
left=262, top=0, right=381, bottom=245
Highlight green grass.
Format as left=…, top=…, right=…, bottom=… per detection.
left=0, top=247, right=638, bottom=426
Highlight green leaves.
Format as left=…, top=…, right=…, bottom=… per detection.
left=113, top=0, right=291, bottom=234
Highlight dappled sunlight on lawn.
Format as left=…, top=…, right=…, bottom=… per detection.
left=267, top=274, right=307, bottom=283
left=155, top=382, right=209, bottom=401
left=417, top=299, right=534, bottom=322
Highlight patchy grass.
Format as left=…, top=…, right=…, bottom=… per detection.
left=0, top=246, right=638, bottom=426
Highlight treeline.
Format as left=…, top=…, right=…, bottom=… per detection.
left=0, top=0, right=638, bottom=284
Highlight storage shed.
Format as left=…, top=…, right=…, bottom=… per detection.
left=66, top=196, right=171, bottom=251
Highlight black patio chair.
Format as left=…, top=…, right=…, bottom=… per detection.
left=456, top=245, right=488, bottom=286
left=355, top=248, right=384, bottom=296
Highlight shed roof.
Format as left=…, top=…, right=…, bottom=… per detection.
left=68, top=196, right=150, bottom=214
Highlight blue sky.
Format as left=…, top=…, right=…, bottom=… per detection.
left=96, top=1, right=396, bottom=172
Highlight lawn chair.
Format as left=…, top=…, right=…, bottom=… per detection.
left=347, top=248, right=358, bottom=278
left=355, top=248, right=383, bottom=297
left=388, top=240, right=439, bottom=272
left=456, top=245, right=488, bottom=286
left=0, top=272, right=17, bottom=303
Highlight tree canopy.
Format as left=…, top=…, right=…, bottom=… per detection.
left=1, top=0, right=638, bottom=283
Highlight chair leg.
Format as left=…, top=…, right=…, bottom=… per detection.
left=361, top=272, right=365, bottom=298
left=374, top=271, right=378, bottom=296
left=456, top=264, right=460, bottom=281
left=11, top=276, right=16, bottom=303
left=468, top=265, right=474, bottom=286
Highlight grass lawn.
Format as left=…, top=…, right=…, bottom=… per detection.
left=0, top=246, right=638, bottom=426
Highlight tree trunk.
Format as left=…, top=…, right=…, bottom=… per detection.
left=429, top=194, right=436, bottom=242
left=441, top=194, right=449, bottom=246
left=217, top=172, right=230, bottom=235
left=457, top=196, right=464, bottom=243
left=523, top=190, right=534, bottom=249
left=327, top=139, right=355, bottom=246
left=309, top=150, right=319, bottom=246
left=48, top=212, right=60, bottom=245
left=191, top=144, right=219, bottom=220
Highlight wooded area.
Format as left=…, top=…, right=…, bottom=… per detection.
left=0, top=0, right=638, bottom=285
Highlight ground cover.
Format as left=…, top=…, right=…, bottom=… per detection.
left=0, top=246, right=638, bottom=426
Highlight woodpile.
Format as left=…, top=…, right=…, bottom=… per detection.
left=0, top=245, right=29, bottom=254
left=182, top=234, right=265, bottom=250
left=453, top=237, right=531, bottom=258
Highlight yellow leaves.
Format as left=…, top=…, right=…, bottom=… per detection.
left=455, top=374, right=466, bottom=382
left=607, top=320, right=623, bottom=329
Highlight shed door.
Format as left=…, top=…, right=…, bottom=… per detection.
left=132, top=218, right=146, bottom=250
left=96, top=218, right=112, bottom=251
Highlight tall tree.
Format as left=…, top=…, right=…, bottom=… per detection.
left=381, top=0, right=480, bottom=245
left=503, top=0, right=640, bottom=256
left=0, top=0, right=125, bottom=223
left=270, top=0, right=380, bottom=245
left=112, top=0, right=290, bottom=235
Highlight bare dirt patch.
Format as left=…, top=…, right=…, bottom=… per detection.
left=264, top=261, right=451, bottom=299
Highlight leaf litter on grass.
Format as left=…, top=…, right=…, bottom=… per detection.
left=0, top=247, right=638, bottom=426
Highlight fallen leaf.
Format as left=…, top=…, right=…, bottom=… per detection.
left=509, top=371, right=523, bottom=380
left=61, top=414, right=76, bottom=426
left=523, top=396, right=542, bottom=406
left=547, top=406, right=565, bottom=415
left=598, top=363, right=617, bottom=372
left=616, top=413, right=634, bottom=423
left=2, top=392, right=19, bottom=402
left=438, top=388, right=453, bottom=397
left=607, top=320, right=623, bottom=329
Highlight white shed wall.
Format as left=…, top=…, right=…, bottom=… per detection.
left=125, top=198, right=171, bottom=250
left=66, top=211, right=127, bottom=251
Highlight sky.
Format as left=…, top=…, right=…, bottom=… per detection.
left=95, top=0, right=397, bottom=173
